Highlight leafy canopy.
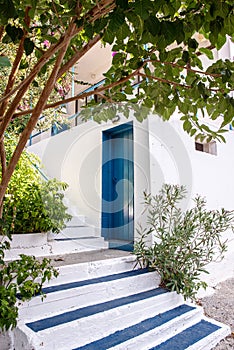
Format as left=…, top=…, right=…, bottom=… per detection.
left=0, top=0, right=233, bottom=141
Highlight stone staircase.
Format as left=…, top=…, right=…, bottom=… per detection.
left=48, top=215, right=108, bottom=253
left=11, top=255, right=230, bottom=350
left=4, top=215, right=108, bottom=261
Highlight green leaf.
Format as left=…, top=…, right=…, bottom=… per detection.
left=183, top=119, right=192, bottom=132
left=84, top=23, right=94, bottom=38
left=199, top=48, right=214, bottom=60
left=108, top=9, right=125, bottom=32
left=93, top=17, right=108, bottom=33
left=134, top=0, right=150, bottom=20
left=182, top=51, right=189, bottom=64
left=190, top=128, right=197, bottom=137
left=5, top=24, right=23, bottom=43
left=102, top=29, right=115, bottom=44
left=145, top=16, right=160, bottom=36
left=116, top=0, right=128, bottom=9
left=188, top=38, right=198, bottom=50
left=24, top=38, right=35, bottom=56
left=116, top=22, right=131, bottom=40
left=0, top=55, right=11, bottom=67
left=216, top=34, right=226, bottom=50
left=0, top=0, right=17, bottom=24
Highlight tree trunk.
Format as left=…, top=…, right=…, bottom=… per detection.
left=0, top=23, right=76, bottom=208
left=0, top=139, right=6, bottom=217
left=0, top=7, right=31, bottom=119
left=0, top=0, right=116, bottom=209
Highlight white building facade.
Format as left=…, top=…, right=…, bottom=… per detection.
left=28, top=38, right=234, bottom=292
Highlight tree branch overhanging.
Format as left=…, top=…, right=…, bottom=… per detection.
left=13, top=65, right=145, bottom=118
left=0, top=0, right=114, bottom=142
left=138, top=72, right=192, bottom=89
left=0, top=22, right=77, bottom=142
left=0, top=139, right=6, bottom=178
left=0, top=0, right=115, bottom=106
left=0, top=23, right=77, bottom=205
left=147, top=59, right=222, bottom=78
left=0, top=7, right=31, bottom=121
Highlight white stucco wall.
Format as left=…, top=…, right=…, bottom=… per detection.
left=29, top=115, right=151, bottom=235
left=148, top=115, right=234, bottom=292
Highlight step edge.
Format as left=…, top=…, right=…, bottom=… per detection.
left=186, top=316, right=231, bottom=350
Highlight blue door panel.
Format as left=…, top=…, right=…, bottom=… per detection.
left=102, top=123, right=134, bottom=244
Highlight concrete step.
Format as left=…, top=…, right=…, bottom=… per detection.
left=49, top=226, right=97, bottom=240
left=11, top=255, right=230, bottom=350
left=71, top=304, right=202, bottom=350
left=18, top=269, right=161, bottom=320
left=49, top=236, right=108, bottom=253
left=148, top=318, right=230, bottom=350
left=66, top=215, right=87, bottom=226
left=47, top=255, right=137, bottom=286
left=25, top=297, right=197, bottom=350
left=4, top=237, right=108, bottom=259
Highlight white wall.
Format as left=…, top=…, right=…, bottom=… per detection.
left=29, top=115, right=151, bottom=235
left=148, top=115, right=234, bottom=292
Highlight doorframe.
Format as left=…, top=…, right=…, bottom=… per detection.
left=101, top=122, right=134, bottom=248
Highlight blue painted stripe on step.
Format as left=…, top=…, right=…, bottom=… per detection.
left=73, top=304, right=195, bottom=350
left=150, top=319, right=221, bottom=350
left=26, top=288, right=168, bottom=332
left=17, top=268, right=150, bottom=300
left=41, top=268, right=149, bottom=295
left=54, top=237, right=98, bottom=241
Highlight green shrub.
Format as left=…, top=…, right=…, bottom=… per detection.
left=3, top=179, right=72, bottom=234
left=1, top=137, right=72, bottom=235
left=0, top=240, right=58, bottom=331
left=134, top=184, right=234, bottom=300
left=0, top=138, right=62, bottom=331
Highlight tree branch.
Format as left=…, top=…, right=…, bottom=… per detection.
left=13, top=66, right=144, bottom=117
left=0, top=139, right=6, bottom=217
left=138, top=72, right=192, bottom=89
left=52, top=0, right=66, bottom=31
left=139, top=72, right=225, bottom=93
left=0, top=26, right=4, bottom=42
left=96, top=92, right=114, bottom=103
left=147, top=59, right=222, bottom=78
left=0, top=0, right=115, bottom=106
left=0, top=39, right=69, bottom=142
left=57, top=34, right=101, bottom=79
left=0, top=7, right=31, bottom=121
left=0, top=139, right=6, bottom=178
left=0, top=23, right=76, bottom=206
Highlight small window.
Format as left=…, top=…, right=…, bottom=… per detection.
left=195, top=141, right=217, bottom=155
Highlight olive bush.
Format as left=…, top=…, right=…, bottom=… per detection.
left=134, top=184, right=234, bottom=300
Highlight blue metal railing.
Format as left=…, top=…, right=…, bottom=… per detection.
left=29, top=79, right=106, bottom=144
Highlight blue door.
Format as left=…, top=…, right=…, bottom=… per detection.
left=102, top=123, right=134, bottom=250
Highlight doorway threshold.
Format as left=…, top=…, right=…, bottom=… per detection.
left=108, top=240, right=134, bottom=252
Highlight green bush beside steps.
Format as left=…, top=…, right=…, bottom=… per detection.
left=134, top=184, right=234, bottom=300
